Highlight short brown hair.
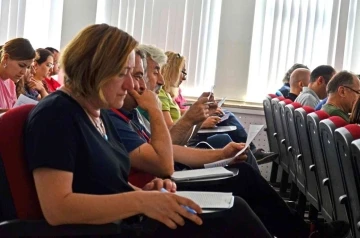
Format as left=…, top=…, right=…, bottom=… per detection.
left=61, top=24, right=138, bottom=99
left=1, top=38, right=35, bottom=61
left=326, top=71, right=357, bottom=94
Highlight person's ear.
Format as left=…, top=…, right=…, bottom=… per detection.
left=317, top=76, right=324, bottom=85
left=338, top=86, right=346, bottom=97
left=1, top=53, right=9, bottom=66
left=33, top=62, right=39, bottom=70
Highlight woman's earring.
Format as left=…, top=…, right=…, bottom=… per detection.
left=3, top=63, right=7, bottom=68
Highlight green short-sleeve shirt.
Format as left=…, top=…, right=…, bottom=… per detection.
left=158, top=88, right=181, bottom=122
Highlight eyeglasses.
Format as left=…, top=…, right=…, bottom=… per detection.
left=181, top=69, right=187, bottom=80
left=46, top=63, right=54, bottom=68
left=342, top=85, right=360, bottom=94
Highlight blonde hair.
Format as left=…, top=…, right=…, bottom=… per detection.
left=61, top=24, right=138, bottom=100
left=161, top=51, right=185, bottom=97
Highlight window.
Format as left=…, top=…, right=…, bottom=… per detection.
left=0, top=0, right=63, bottom=49
left=96, top=0, right=222, bottom=97
left=246, top=0, right=360, bottom=103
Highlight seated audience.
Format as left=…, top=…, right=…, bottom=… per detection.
left=109, top=49, right=258, bottom=186
left=161, top=50, right=276, bottom=164
left=137, top=44, right=212, bottom=146
left=0, top=38, right=36, bottom=109
left=24, top=23, right=279, bottom=238
left=322, top=71, right=360, bottom=122
left=295, top=65, right=336, bottom=108
left=286, top=68, right=310, bottom=101
left=107, top=43, right=349, bottom=238
left=277, top=63, right=309, bottom=96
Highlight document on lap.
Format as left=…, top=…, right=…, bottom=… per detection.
left=204, top=124, right=264, bottom=168
left=13, top=94, right=38, bottom=108
left=176, top=191, right=234, bottom=210
left=171, top=167, right=234, bottom=181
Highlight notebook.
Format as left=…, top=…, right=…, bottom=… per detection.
left=176, top=191, right=234, bottom=209
left=171, top=167, right=234, bottom=181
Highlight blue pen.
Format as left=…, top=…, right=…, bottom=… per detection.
left=160, top=188, right=197, bottom=214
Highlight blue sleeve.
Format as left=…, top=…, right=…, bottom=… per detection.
left=315, top=98, right=328, bottom=110
left=107, top=111, right=147, bottom=153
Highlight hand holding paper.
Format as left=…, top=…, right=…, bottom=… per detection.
left=204, top=124, right=264, bottom=168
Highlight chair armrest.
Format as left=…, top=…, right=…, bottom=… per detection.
left=0, top=219, right=123, bottom=236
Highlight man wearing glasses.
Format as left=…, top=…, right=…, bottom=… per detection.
left=322, top=71, right=360, bottom=122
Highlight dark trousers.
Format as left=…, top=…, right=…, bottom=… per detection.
left=121, top=196, right=271, bottom=237
left=177, top=162, right=309, bottom=238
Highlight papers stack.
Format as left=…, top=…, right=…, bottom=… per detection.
left=171, top=167, right=234, bottom=182
left=176, top=191, right=234, bottom=209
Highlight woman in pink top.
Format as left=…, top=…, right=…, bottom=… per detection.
left=0, top=38, right=36, bottom=109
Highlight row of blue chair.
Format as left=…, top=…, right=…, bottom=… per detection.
left=263, top=94, right=360, bottom=238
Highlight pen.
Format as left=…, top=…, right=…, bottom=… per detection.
left=160, top=188, right=197, bottom=214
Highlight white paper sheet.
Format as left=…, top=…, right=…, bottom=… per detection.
left=176, top=191, right=234, bottom=209
left=171, top=167, right=234, bottom=181
left=204, top=124, right=264, bottom=168
left=13, top=94, right=38, bottom=108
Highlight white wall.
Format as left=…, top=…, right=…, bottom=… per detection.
left=214, top=0, right=256, bottom=102
left=60, top=0, right=97, bottom=49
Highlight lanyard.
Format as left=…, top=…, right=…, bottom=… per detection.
left=111, top=108, right=150, bottom=143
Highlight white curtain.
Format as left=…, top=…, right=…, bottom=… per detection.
left=96, top=0, right=222, bottom=97
left=246, top=0, right=360, bottom=103
left=0, top=0, right=63, bottom=49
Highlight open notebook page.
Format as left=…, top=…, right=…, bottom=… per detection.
left=171, top=167, right=234, bottom=181
left=176, top=191, right=234, bottom=209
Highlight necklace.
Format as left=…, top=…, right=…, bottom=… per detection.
left=88, top=114, right=108, bottom=141
left=61, top=88, right=109, bottom=141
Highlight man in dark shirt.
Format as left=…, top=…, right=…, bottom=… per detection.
left=277, top=63, right=309, bottom=96
left=286, top=68, right=310, bottom=101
